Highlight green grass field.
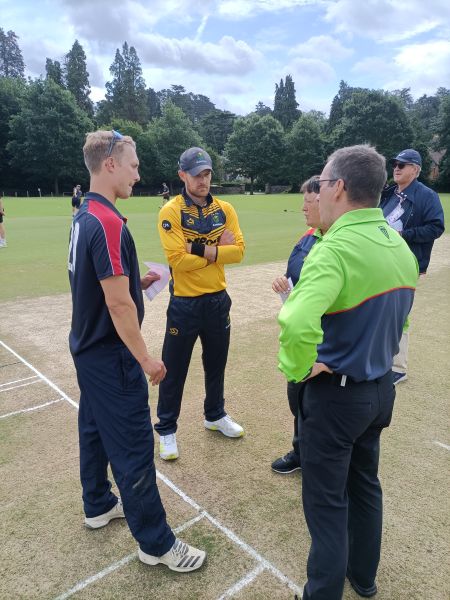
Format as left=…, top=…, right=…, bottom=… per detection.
left=1, top=193, right=449, bottom=302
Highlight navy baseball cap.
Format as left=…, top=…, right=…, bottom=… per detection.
left=178, top=147, right=213, bottom=175
left=391, top=148, right=422, bottom=166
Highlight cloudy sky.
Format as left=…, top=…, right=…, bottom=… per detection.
left=1, top=0, right=449, bottom=115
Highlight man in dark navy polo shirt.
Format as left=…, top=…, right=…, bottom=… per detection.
left=68, top=130, right=205, bottom=573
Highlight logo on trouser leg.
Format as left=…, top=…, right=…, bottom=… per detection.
left=169, top=327, right=179, bottom=335
left=225, top=315, right=231, bottom=329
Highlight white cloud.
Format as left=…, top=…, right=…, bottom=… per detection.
left=384, top=40, right=450, bottom=97
left=217, top=0, right=318, bottom=19
left=289, top=35, right=353, bottom=61
left=283, top=57, right=336, bottom=86
left=351, top=56, right=388, bottom=76
left=136, top=34, right=261, bottom=75
left=324, top=0, right=450, bottom=43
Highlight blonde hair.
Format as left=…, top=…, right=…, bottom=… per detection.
left=83, top=130, right=135, bottom=174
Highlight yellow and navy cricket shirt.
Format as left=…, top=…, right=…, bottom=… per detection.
left=157, top=190, right=245, bottom=297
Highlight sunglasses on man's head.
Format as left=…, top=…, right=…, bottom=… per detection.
left=392, top=162, right=411, bottom=170
left=106, top=130, right=124, bottom=157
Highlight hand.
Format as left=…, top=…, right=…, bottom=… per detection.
left=306, top=362, right=333, bottom=380
left=140, top=270, right=161, bottom=290
left=272, top=276, right=290, bottom=293
left=142, top=356, right=167, bottom=386
left=219, top=229, right=235, bottom=246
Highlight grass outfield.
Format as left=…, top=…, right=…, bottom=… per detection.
left=0, top=193, right=449, bottom=302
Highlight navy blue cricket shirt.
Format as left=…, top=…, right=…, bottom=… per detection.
left=68, top=192, right=144, bottom=355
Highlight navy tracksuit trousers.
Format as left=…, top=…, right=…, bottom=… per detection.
left=74, top=343, right=175, bottom=556
left=299, top=370, right=395, bottom=600
left=155, top=290, right=231, bottom=436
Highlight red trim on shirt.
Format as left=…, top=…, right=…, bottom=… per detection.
left=88, top=201, right=124, bottom=275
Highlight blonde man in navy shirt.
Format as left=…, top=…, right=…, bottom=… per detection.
left=68, top=130, right=205, bottom=573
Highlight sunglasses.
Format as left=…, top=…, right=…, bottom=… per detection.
left=392, top=162, right=411, bottom=170
left=106, top=130, right=124, bottom=157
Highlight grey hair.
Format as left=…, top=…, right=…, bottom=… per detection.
left=326, top=144, right=387, bottom=207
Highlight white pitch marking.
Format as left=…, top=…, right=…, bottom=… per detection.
left=0, top=379, right=42, bottom=393
left=217, top=564, right=266, bottom=599
left=0, top=398, right=62, bottom=420
left=53, top=514, right=207, bottom=600
left=0, top=375, right=39, bottom=388
left=433, top=440, right=450, bottom=451
left=0, top=341, right=79, bottom=409
left=0, top=341, right=303, bottom=599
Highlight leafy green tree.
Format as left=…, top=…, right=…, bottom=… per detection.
left=254, top=101, right=272, bottom=116
left=158, top=85, right=216, bottom=124
left=199, top=109, right=237, bottom=153
left=285, top=114, right=326, bottom=189
left=436, top=94, right=450, bottom=189
left=7, top=79, right=93, bottom=194
left=138, top=101, right=202, bottom=187
left=273, top=75, right=300, bottom=130
left=0, top=76, right=27, bottom=187
left=104, top=42, right=149, bottom=125
left=64, top=40, right=93, bottom=117
left=147, top=87, right=161, bottom=119
left=327, top=81, right=362, bottom=133
left=46, top=58, right=64, bottom=87
left=330, top=89, right=414, bottom=161
left=0, top=28, right=25, bottom=78
left=224, top=114, right=286, bottom=193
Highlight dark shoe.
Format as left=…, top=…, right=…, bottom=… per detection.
left=271, top=450, right=301, bottom=474
left=347, top=570, right=377, bottom=597
left=392, top=371, right=407, bottom=385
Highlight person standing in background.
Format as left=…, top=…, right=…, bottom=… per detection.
left=380, top=148, right=444, bottom=384
left=0, top=197, right=6, bottom=248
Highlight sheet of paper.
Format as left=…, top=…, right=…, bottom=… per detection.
left=278, top=277, right=294, bottom=304
left=143, top=262, right=170, bottom=301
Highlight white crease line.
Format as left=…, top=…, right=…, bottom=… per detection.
left=0, top=375, right=39, bottom=388
left=205, top=512, right=303, bottom=596
left=157, top=471, right=302, bottom=596
left=53, top=553, right=136, bottom=600
left=53, top=514, right=207, bottom=600
left=0, top=379, right=42, bottom=393
left=433, top=441, right=450, bottom=451
left=0, top=399, right=63, bottom=420
left=217, top=564, right=266, bottom=599
left=1, top=341, right=302, bottom=598
left=0, top=341, right=79, bottom=409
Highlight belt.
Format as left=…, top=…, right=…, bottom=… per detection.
left=326, top=372, right=390, bottom=387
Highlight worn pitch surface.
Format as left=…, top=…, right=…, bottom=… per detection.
left=0, top=236, right=449, bottom=599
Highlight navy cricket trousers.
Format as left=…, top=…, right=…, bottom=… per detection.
left=74, top=343, right=175, bottom=556
left=155, top=290, right=231, bottom=435
left=300, top=371, right=395, bottom=600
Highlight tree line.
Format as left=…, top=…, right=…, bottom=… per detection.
left=1, top=28, right=449, bottom=196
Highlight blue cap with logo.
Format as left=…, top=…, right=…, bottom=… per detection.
left=179, top=147, right=213, bottom=175
left=391, top=148, right=422, bottom=166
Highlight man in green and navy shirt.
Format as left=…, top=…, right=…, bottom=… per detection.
left=278, top=145, right=418, bottom=600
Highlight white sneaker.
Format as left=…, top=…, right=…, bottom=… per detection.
left=159, top=433, right=179, bottom=460
left=0, top=239, right=5, bottom=247
left=138, top=538, right=206, bottom=572
left=204, top=414, right=244, bottom=438
left=84, top=498, right=125, bottom=529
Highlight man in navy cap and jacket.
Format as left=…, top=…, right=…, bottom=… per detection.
left=380, top=148, right=445, bottom=384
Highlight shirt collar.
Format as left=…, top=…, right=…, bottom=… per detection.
left=84, top=192, right=127, bottom=223
left=182, top=187, right=213, bottom=207
left=326, top=208, right=385, bottom=236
